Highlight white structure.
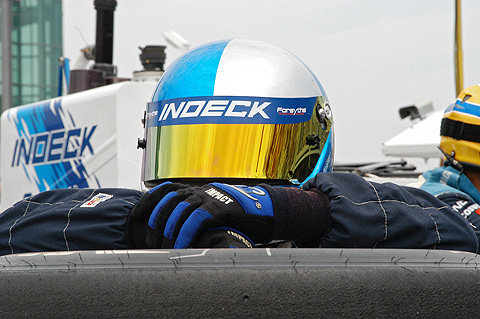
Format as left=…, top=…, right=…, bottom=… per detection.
left=382, top=110, right=443, bottom=161
left=0, top=79, right=158, bottom=211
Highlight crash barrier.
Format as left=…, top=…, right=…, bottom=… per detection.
left=0, top=248, right=478, bottom=317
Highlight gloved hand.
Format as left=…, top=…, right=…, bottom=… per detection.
left=134, top=182, right=274, bottom=249
left=128, top=181, right=332, bottom=249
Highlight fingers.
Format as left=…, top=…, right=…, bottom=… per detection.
left=171, top=208, right=215, bottom=249
left=146, top=189, right=211, bottom=249
left=145, top=189, right=192, bottom=248
left=131, top=182, right=188, bottom=219
left=148, top=190, right=185, bottom=230
left=159, top=194, right=212, bottom=249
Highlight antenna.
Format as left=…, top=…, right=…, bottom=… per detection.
left=75, top=26, right=90, bottom=47
left=455, top=0, right=464, bottom=96
left=163, top=31, right=191, bottom=52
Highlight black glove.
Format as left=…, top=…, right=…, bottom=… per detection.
left=126, top=182, right=332, bottom=248
left=127, top=182, right=256, bottom=248
left=129, top=181, right=332, bottom=249
left=140, top=182, right=275, bottom=249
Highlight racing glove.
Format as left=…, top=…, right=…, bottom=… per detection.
left=129, top=181, right=332, bottom=249
left=127, top=182, right=254, bottom=248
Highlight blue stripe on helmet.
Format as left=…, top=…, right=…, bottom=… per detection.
left=452, top=100, right=480, bottom=119
left=146, top=96, right=317, bottom=127
left=300, top=130, right=334, bottom=186
left=152, top=39, right=231, bottom=101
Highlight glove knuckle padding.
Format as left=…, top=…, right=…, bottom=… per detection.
left=148, top=191, right=177, bottom=229
left=146, top=190, right=190, bottom=248
left=154, top=190, right=193, bottom=231
left=164, top=195, right=205, bottom=241
left=132, top=182, right=188, bottom=219
left=174, top=208, right=216, bottom=248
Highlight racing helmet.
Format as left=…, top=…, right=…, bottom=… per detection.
left=140, top=39, right=334, bottom=187
left=440, top=83, right=480, bottom=168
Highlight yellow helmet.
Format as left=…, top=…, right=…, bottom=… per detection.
left=140, top=39, right=334, bottom=188
left=440, top=84, right=480, bottom=168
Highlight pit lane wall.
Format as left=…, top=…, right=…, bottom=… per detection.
left=0, top=81, right=157, bottom=211
left=1, top=248, right=479, bottom=317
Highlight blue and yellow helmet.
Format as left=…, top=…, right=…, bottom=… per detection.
left=440, top=83, right=480, bottom=168
left=141, top=39, right=334, bottom=187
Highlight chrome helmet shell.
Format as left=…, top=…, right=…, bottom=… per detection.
left=141, top=39, right=334, bottom=187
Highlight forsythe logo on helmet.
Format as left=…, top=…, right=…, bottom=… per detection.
left=146, top=96, right=318, bottom=127
left=277, top=107, right=307, bottom=115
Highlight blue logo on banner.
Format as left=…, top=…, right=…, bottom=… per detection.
left=146, top=96, right=317, bottom=127
left=8, top=98, right=100, bottom=192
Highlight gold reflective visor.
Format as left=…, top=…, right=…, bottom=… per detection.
left=142, top=96, right=332, bottom=186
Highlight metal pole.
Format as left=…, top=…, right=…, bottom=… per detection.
left=1, top=0, right=12, bottom=111
left=94, top=0, right=117, bottom=64
left=454, top=0, right=464, bottom=96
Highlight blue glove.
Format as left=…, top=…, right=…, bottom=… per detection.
left=145, top=182, right=275, bottom=249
